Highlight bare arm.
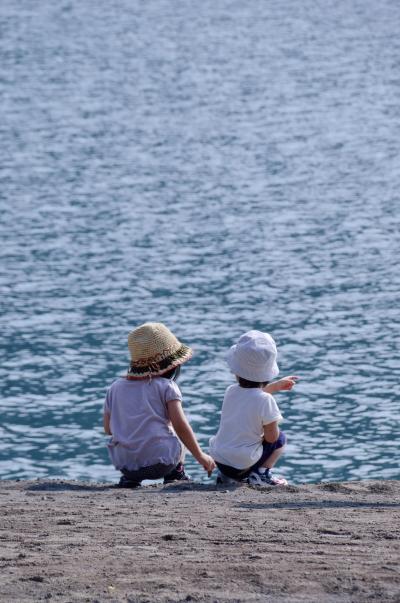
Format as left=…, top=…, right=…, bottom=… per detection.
left=167, top=400, right=215, bottom=474
left=264, top=376, right=299, bottom=395
left=263, top=420, right=280, bottom=443
left=103, top=412, right=112, bottom=435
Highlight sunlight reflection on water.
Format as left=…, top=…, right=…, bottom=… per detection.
left=1, top=0, right=399, bottom=484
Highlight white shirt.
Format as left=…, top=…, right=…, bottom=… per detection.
left=209, top=384, right=282, bottom=469
left=104, top=377, right=182, bottom=471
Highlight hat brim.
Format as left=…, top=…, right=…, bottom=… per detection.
left=126, top=344, right=193, bottom=379
left=226, top=344, right=279, bottom=382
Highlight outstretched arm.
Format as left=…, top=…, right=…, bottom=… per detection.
left=167, top=400, right=216, bottom=475
left=264, top=376, right=299, bottom=395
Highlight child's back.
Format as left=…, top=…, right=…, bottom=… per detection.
left=105, top=376, right=183, bottom=471
left=210, top=383, right=282, bottom=469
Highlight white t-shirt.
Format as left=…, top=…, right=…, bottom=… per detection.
left=209, top=384, right=282, bottom=470
left=103, top=377, right=183, bottom=471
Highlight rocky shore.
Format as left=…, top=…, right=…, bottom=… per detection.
left=1, top=479, right=399, bottom=602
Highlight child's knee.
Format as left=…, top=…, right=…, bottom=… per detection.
left=277, top=430, right=287, bottom=448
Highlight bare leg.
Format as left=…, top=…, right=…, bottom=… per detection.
left=260, top=446, right=285, bottom=470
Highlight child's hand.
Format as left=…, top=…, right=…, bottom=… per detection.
left=197, top=453, right=216, bottom=476
left=277, top=375, right=299, bottom=391
left=264, top=376, right=299, bottom=394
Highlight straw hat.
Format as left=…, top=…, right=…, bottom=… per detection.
left=126, top=322, right=192, bottom=379
left=226, top=330, right=279, bottom=382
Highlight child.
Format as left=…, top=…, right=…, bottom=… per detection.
left=209, top=330, right=297, bottom=487
left=103, top=322, right=215, bottom=487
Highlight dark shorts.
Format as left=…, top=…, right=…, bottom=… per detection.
left=216, top=431, right=287, bottom=480
left=121, top=463, right=176, bottom=482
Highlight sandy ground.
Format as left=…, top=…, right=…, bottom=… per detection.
left=0, top=479, right=399, bottom=603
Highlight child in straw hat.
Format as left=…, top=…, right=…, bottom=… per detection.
left=210, top=330, right=298, bottom=487
left=103, top=322, right=215, bottom=487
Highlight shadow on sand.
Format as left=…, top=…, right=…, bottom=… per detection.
left=237, top=501, right=400, bottom=510
left=26, top=481, right=114, bottom=492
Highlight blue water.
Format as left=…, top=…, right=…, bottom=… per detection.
left=1, top=0, right=399, bottom=484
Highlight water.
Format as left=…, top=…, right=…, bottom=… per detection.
left=1, top=0, right=399, bottom=485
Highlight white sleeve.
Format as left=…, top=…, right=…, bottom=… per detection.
left=261, top=393, right=283, bottom=425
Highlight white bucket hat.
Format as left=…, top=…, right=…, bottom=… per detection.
left=226, top=330, right=279, bottom=382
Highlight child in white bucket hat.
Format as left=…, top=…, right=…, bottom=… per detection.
left=103, top=322, right=215, bottom=487
left=209, top=330, right=298, bottom=487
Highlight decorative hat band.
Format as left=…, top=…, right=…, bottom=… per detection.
left=127, top=344, right=192, bottom=379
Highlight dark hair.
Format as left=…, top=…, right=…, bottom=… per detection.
left=161, top=365, right=181, bottom=381
left=237, top=376, right=269, bottom=389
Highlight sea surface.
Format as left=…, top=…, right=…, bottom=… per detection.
left=1, top=0, right=399, bottom=485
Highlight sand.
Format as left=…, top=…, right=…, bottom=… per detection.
left=0, top=479, right=399, bottom=602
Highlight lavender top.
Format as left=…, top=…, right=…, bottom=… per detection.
left=104, top=377, right=183, bottom=471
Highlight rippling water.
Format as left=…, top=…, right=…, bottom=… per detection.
left=1, top=0, right=399, bottom=484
